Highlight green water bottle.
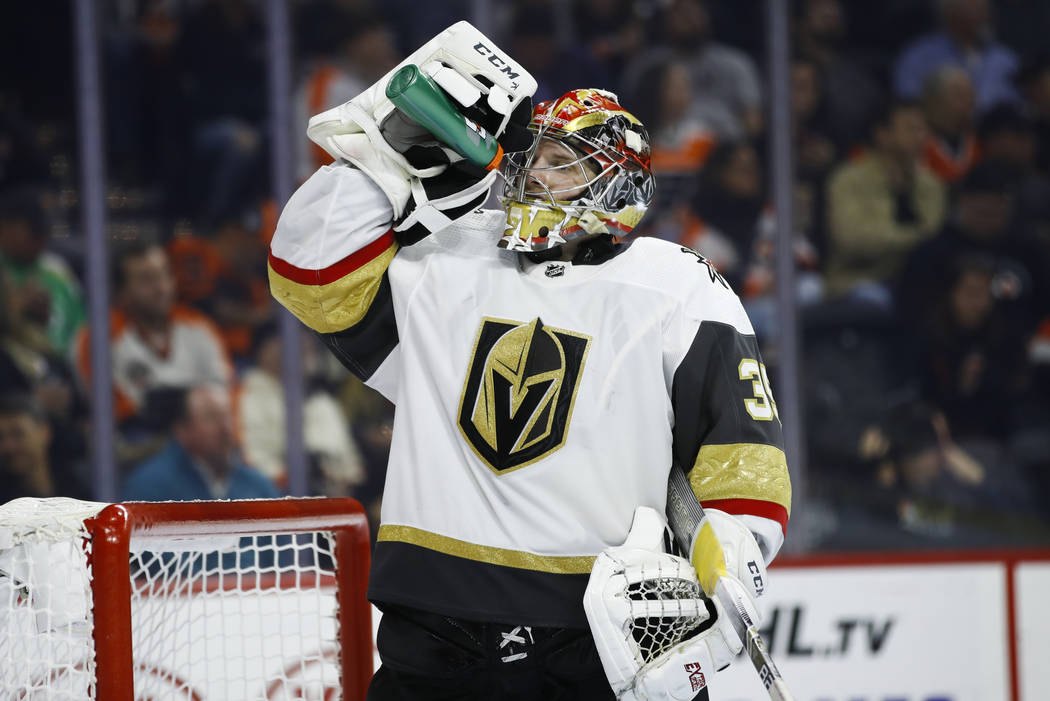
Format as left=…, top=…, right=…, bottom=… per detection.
left=385, top=64, right=504, bottom=171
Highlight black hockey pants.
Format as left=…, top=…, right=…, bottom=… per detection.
left=366, top=602, right=710, bottom=701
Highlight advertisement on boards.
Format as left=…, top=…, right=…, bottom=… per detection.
left=710, top=563, right=1011, bottom=701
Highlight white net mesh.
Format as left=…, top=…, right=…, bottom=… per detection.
left=126, top=532, right=341, bottom=700
left=626, top=573, right=710, bottom=665
left=0, top=498, right=107, bottom=699
left=0, top=498, right=356, bottom=700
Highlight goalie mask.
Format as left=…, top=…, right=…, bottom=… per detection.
left=499, top=89, right=655, bottom=253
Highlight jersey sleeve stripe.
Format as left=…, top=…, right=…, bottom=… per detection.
left=687, top=442, right=792, bottom=517
left=699, top=498, right=789, bottom=536
left=319, top=273, right=398, bottom=381
left=269, top=243, right=398, bottom=334
left=267, top=229, right=396, bottom=285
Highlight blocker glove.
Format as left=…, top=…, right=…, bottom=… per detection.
left=307, top=21, right=537, bottom=245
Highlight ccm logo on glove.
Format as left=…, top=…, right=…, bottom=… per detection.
left=473, top=43, right=522, bottom=85
left=684, top=662, right=707, bottom=692
left=748, top=560, right=765, bottom=596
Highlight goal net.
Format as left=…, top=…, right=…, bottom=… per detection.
left=0, top=497, right=372, bottom=700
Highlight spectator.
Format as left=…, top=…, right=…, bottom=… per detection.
left=1015, top=54, right=1050, bottom=176
left=896, top=164, right=1050, bottom=506
left=695, top=140, right=766, bottom=247
left=920, top=66, right=979, bottom=184
left=114, top=385, right=190, bottom=471
left=672, top=140, right=767, bottom=281
left=0, top=395, right=88, bottom=503
left=708, top=57, right=832, bottom=337
left=897, top=161, right=1050, bottom=355
left=790, top=56, right=840, bottom=185
left=893, top=0, right=1019, bottom=113
left=899, top=257, right=1047, bottom=540
left=0, top=260, right=88, bottom=480
left=788, top=54, right=842, bottom=262
left=978, top=101, right=1050, bottom=241
left=740, top=188, right=823, bottom=340
left=121, top=384, right=279, bottom=501
left=236, top=322, right=365, bottom=495
left=629, top=59, right=716, bottom=208
left=824, top=100, right=947, bottom=303
left=0, top=267, right=42, bottom=392
left=622, top=0, right=763, bottom=139
left=74, top=239, right=232, bottom=423
left=821, top=400, right=1045, bottom=548
left=0, top=188, right=85, bottom=357
left=869, top=403, right=988, bottom=544
left=293, top=13, right=398, bottom=182
left=793, top=0, right=884, bottom=151
left=203, top=211, right=274, bottom=357
left=980, top=100, right=1039, bottom=169
left=915, top=256, right=1029, bottom=438
left=167, top=210, right=273, bottom=360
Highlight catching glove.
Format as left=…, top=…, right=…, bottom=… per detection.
left=306, top=21, right=536, bottom=244
left=585, top=507, right=743, bottom=700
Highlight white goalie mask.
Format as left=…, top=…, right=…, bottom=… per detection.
left=499, top=89, right=655, bottom=253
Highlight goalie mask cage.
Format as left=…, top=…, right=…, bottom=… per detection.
left=0, top=497, right=372, bottom=701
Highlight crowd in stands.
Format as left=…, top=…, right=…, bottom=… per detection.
left=0, top=0, right=1047, bottom=550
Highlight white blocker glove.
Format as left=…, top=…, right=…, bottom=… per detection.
left=306, top=21, right=537, bottom=244
left=686, top=507, right=767, bottom=629
left=585, top=507, right=741, bottom=701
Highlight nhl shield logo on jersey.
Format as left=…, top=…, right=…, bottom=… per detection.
left=458, top=317, right=591, bottom=473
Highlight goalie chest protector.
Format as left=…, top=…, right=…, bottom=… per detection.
left=325, top=209, right=785, bottom=628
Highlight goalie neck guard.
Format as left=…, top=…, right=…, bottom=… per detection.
left=499, top=89, right=655, bottom=253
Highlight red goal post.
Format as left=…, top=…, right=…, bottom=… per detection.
left=0, top=496, right=372, bottom=701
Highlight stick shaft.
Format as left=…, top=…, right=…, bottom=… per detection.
left=666, top=466, right=795, bottom=701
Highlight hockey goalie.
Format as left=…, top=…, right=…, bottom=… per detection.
left=268, top=21, right=791, bottom=701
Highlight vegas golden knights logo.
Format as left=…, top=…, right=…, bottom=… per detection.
left=458, top=317, right=591, bottom=473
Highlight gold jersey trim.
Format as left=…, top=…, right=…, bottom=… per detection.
left=377, top=524, right=597, bottom=574
left=268, top=243, right=397, bottom=333
left=688, top=443, right=792, bottom=516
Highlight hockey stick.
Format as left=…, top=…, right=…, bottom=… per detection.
left=665, top=466, right=795, bottom=701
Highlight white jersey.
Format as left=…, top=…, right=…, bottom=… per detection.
left=74, top=305, right=232, bottom=422
left=269, top=164, right=791, bottom=627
